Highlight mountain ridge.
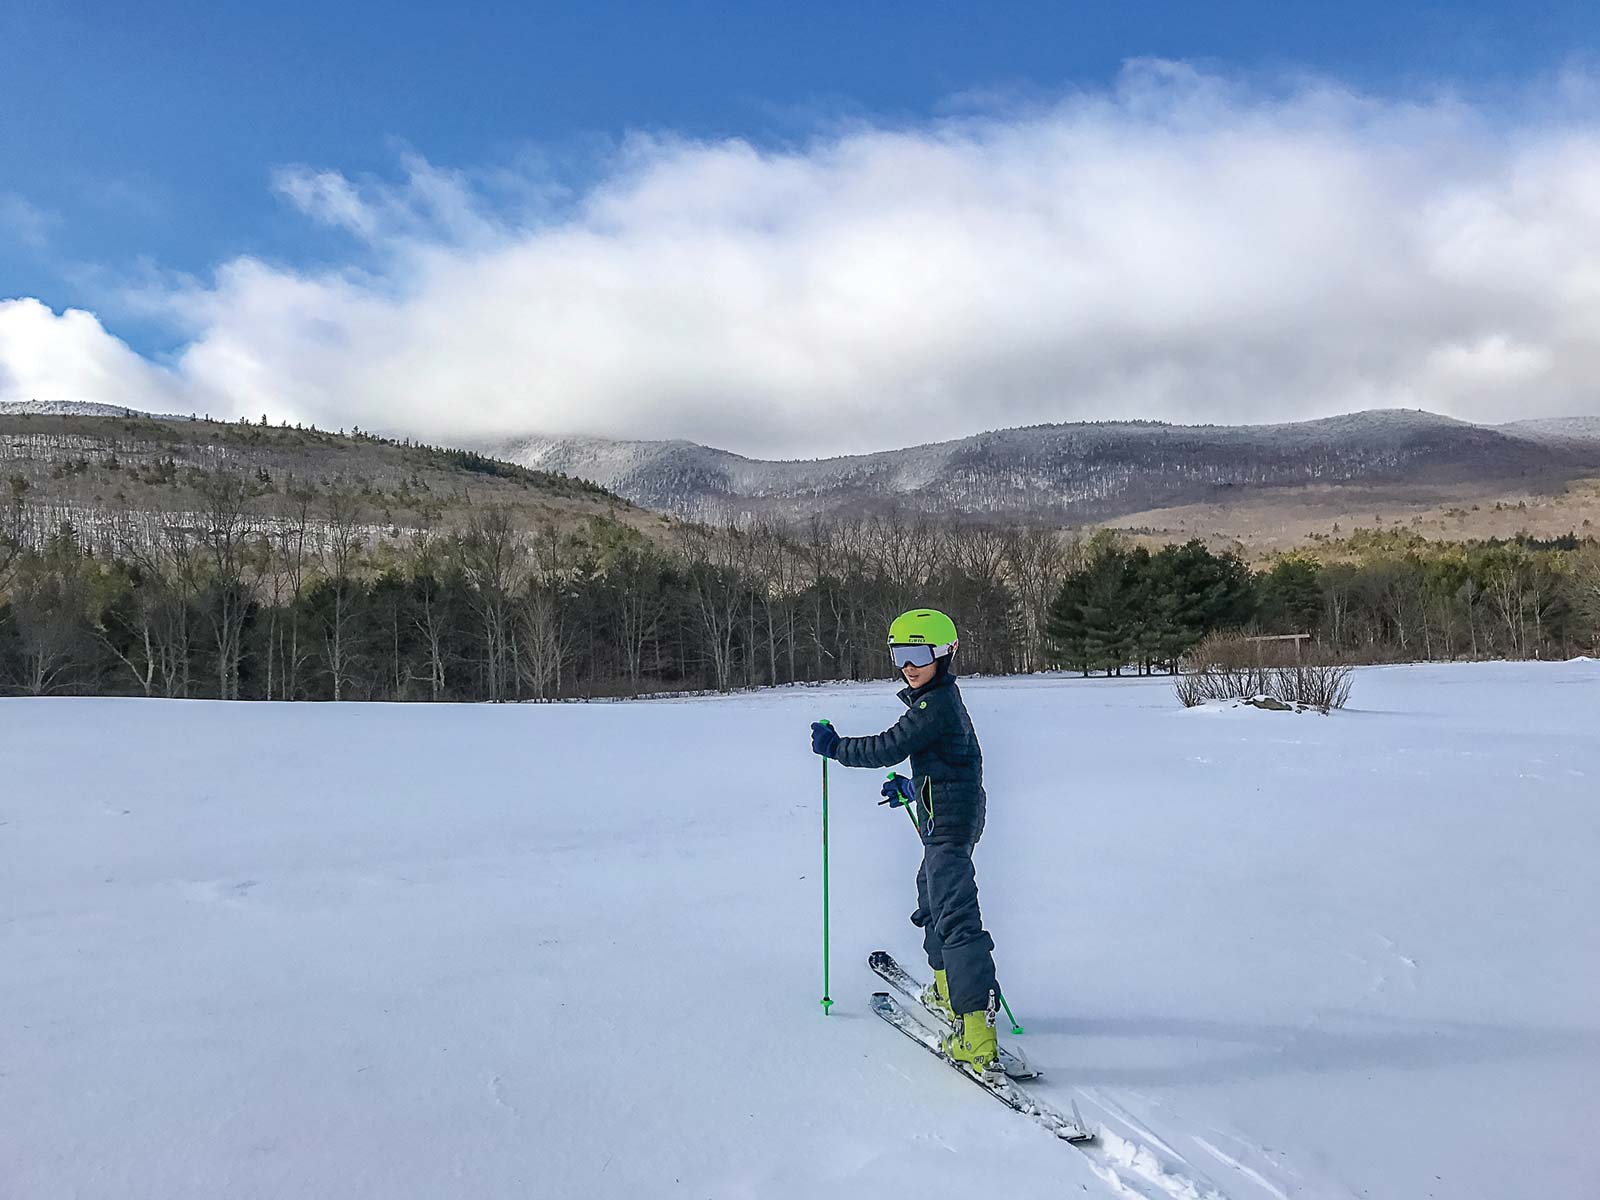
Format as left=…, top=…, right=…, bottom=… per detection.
left=12, top=401, right=1600, bottom=537
left=481, top=408, right=1600, bottom=523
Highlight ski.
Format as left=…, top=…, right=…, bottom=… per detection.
left=870, top=992, right=1094, bottom=1142
left=867, top=949, right=1038, bottom=1080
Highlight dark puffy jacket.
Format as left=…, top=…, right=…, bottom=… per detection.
left=834, top=672, right=985, bottom=845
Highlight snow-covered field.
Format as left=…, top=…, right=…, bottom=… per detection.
left=3, top=662, right=1597, bottom=1199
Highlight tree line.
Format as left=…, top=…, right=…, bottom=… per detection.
left=0, top=475, right=1073, bottom=700
left=2, top=474, right=1598, bottom=699
left=1047, top=527, right=1600, bottom=674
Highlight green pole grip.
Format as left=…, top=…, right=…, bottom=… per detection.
left=820, top=720, right=833, bottom=1015
left=886, top=770, right=919, bottom=830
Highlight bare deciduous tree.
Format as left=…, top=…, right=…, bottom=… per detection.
left=275, top=483, right=317, bottom=699
left=457, top=505, right=524, bottom=701
left=0, top=475, right=30, bottom=595
left=8, top=534, right=94, bottom=695
left=407, top=510, right=452, bottom=700
left=611, top=543, right=668, bottom=690
left=319, top=484, right=366, bottom=701
left=676, top=521, right=750, bottom=692
left=1573, top=545, right=1600, bottom=651
left=195, top=470, right=255, bottom=699
left=1003, top=526, right=1075, bottom=672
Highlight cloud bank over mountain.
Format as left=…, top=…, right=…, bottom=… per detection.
left=4, top=62, right=1599, bottom=457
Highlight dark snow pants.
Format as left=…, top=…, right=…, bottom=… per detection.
left=912, top=842, right=998, bottom=1016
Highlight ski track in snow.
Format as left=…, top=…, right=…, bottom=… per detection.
left=1042, top=921, right=1436, bottom=1198
left=1190, top=1137, right=1290, bottom=1200
left=1066, top=1092, right=1290, bottom=1200
left=1083, top=1126, right=1231, bottom=1200
left=872, top=990, right=1275, bottom=1200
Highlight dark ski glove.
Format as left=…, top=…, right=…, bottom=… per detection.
left=811, top=720, right=840, bottom=758
left=879, top=773, right=916, bottom=808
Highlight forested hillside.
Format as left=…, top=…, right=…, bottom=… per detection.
left=0, top=411, right=642, bottom=552
left=5, top=478, right=1597, bottom=700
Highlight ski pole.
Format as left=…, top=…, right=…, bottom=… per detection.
left=998, top=990, right=1024, bottom=1035
left=820, top=719, right=833, bottom=1016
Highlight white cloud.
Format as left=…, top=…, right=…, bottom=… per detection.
left=0, top=298, right=187, bottom=413
left=5, top=62, right=1600, bottom=456
left=271, top=168, right=380, bottom=241
left=0, top=193, right=57, bottom=249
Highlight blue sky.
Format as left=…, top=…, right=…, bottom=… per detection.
left=2, top=2, right=1598, bottom=453
left=6, top=0, right=1593, bottom=343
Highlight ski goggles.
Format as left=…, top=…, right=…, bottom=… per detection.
left=889, top=643, right=952, bottom=669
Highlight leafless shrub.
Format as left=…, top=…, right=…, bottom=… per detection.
left=1175, top=631, right=1353, bottom=712
left=1174, top=631, right=1273, bottom=705
left=1273, top=662, right=1354, bottom=712
left=1172, top=669, right=1207, bottom=708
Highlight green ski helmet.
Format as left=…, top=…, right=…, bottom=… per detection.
left=887, top=609, right=959, bottom=665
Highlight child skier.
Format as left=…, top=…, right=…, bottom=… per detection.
left=810, top=608, right=1000, bottom=1077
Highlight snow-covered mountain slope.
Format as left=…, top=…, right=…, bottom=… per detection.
left=1497, top=415, right=1600, bottom=447
left=4, top=662, right=1597, bottom=1199
left=0, top=399, right=188, bottom=419
left=487, top=409, right=1600, bottom=521
left=17, top=401, right=1598, bottom=525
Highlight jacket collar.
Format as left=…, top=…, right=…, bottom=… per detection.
left=898, top=671, right=956, bottom=706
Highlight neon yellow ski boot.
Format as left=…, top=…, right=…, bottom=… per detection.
left=943, top=1008, right=1001, bottom=1079
left=919, top=968, right=955, bottom=1024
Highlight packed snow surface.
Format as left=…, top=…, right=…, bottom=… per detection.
left=3, top=661, right=1597, bottom=1199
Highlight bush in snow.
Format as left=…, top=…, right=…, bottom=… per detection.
left=1175, top=631, right=1353, bottom=713
left=1273, top=661, right=1354, bottom=711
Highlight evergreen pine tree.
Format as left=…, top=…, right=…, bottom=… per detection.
left=1077, top=536, right=1135, bottom=675
left=1258, top=557, right=1322, bottom=634
left=1043, top=570, right=1091, bottom=674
